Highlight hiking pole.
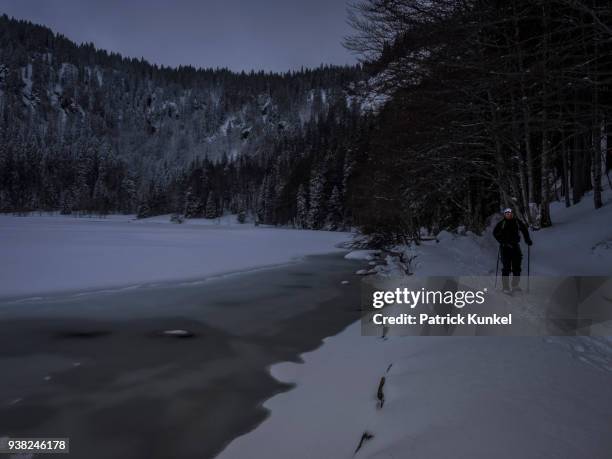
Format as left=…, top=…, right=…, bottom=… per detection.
left=527, top=245, right=531, bottom=293
left=495, top=246, right=500, bottom=288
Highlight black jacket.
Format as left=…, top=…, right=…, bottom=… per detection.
left=493, top=218, right=532, bottom=246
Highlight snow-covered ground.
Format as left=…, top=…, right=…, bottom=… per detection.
left=218, top=188, right=612, bottom=459
left=0, top=214, right=351, bottom=299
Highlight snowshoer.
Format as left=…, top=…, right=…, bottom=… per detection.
left=493, top=208, right=532, bottom=293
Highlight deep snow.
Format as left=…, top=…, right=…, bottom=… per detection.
left=218, top=188, right=612, bottom=459
left=0, top=214, right=351, bottom=299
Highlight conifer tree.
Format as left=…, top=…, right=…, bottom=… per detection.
left=296, top=184, right=308, bottom=228
left=307, top=169, right=325, bottom=229
left=205, top=192, right=217, bottom=219
left=325, top=186, right=343, bottom=230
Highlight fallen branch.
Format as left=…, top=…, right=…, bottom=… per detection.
left=377, top=376, right=386, bottom=408
left=354, top=431, right=374, bottom=454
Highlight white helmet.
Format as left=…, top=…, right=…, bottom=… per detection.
left=503, top=208, right=512, bottom=214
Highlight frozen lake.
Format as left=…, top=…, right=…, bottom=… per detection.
left=0, top=253, right=362, bottom=459
left=0, top=214, right=351, bottom=300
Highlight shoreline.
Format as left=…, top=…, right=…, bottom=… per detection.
left=0, top=259, right=303, bottom=305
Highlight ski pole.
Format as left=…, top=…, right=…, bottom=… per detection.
left=495, top=246, right=500, bottom=288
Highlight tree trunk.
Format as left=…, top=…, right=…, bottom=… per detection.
left=562, top=140, right=571, bottom=208
left=540, top=130, right=552, bottom=228
left=523, top=111, right=537, bottom=221
left=512, top=3, right=535, bottom=223
left=539, top=2, right=552, bottom=228
left=592, top=122, right=604, bottom=210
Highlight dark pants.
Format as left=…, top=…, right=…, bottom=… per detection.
left=501, top=244, right=522, bottom=288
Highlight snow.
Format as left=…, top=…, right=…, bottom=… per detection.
left=162, top=330, right=192, bottom=337
left=217, top=186, right=612, bottom=459
left=20, top=63, right=38, bottom=108
left=220, top=324, right=612, bottom=459
left=390, top=185, right=612, bottom=278
left=346, top=74, right=393, bottom=114
left=59, top=62, right=78, bottom=84
left=0, top=214, right=351, bottom=299
left=219, top=115, right=237, bottom=135
left=344, top=250, right=380, bottom=261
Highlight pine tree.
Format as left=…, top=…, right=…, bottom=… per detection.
left=236, top=194, right=247, bottom=223
left=325, top=186, right=343, bottom=230
left=296, top=184, right=308, bottom=228
left=237, top=208, right=246, bottom=224
left=263, top=175, right=278, bottom=224
left=92, top=175, right=110, bottom=216
left=183, top=187, right=202, bottom=218
left=120, top=176, right=137, bottom=214
left=307, top=169, right=325, bottom=229
left=205, top=192, right=217, bottom=219
left=255, top=180, right=266, bottom=224
left=136, top=202, right=151, bottom=219
left=59, top=190, right=73, bottom=215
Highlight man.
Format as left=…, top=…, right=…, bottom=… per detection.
left=493, top=208, right=533, bottom=293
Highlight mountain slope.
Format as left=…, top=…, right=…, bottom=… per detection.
left=0, top=14, right=361, bottom=166
left=0, top=14, right=368, bottom=218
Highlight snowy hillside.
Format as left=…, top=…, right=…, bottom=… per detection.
left=217, top=187, right=612, bottom=458
left=0, top=14, right=359, bottom=166
left=0, top=15, right=367, bottom=219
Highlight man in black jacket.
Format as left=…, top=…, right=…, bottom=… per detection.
left=493, top=208, right=533, bottom=292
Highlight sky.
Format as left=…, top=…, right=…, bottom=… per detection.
left=0, top=0, right=356, bottom=73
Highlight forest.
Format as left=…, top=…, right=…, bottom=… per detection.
left=347, top=0, right=612, bottom=244
left=1, top=1, right=611, bottom=247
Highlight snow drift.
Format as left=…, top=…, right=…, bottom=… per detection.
left=218, top=186, right=612, bottom=459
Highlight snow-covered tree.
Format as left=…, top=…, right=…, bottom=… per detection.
left=325, top=186, right=343, bottom=231
left=205, top=192, right=217, bottom=219
left=296, top=184, right=308, bottom=228
left=59, top=190, right=73, bottom=215
left=183, top=187, right=202, bottom=218
left=307, top=169, right=325, bottom=229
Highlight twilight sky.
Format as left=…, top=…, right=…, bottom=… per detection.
left=0, top=0, right=356, bottom=73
